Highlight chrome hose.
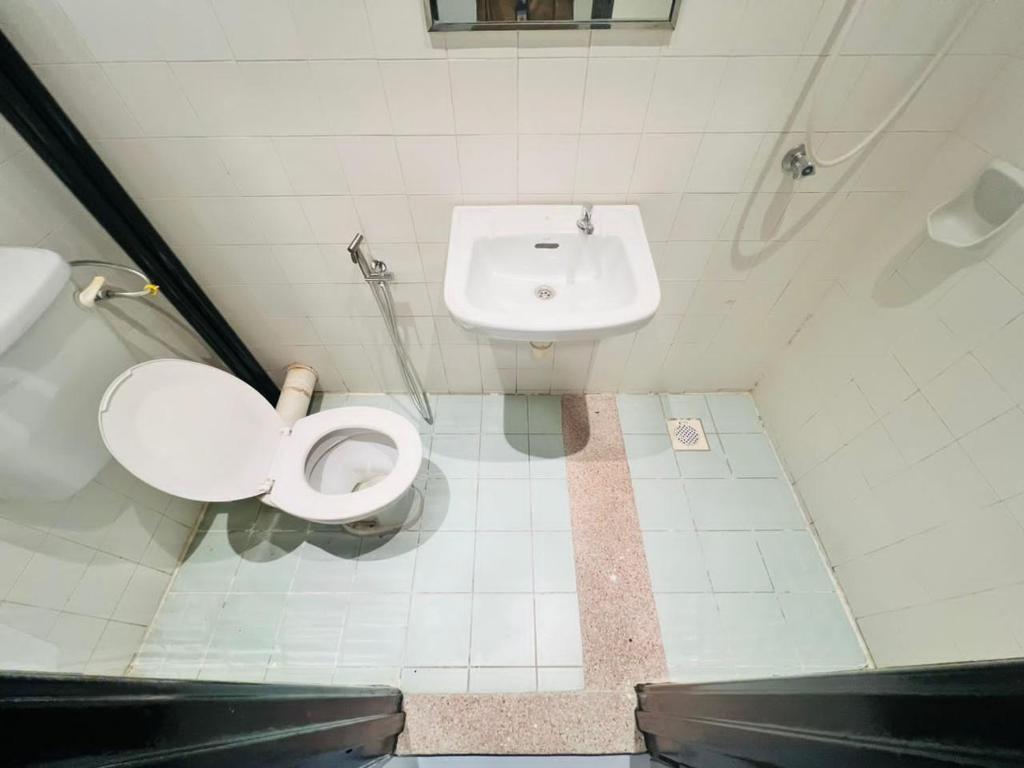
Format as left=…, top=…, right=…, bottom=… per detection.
left=348, top=233, right=434, bottom=425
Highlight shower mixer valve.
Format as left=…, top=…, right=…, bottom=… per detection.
left=782, top=144, right=816, bottom=180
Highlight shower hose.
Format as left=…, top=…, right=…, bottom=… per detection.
left=804, top=0, right=983, bottom=169
left=369, top=274, right=435, bottom=426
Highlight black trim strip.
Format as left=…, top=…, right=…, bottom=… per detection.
left=0, top=30, right=279, bottom=403
left=2, top=672, right=404, bottom=766
left=637, top=660, right=1024, bottom=767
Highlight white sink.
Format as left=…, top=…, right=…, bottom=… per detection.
left=443, top=205, right=660, bottom=342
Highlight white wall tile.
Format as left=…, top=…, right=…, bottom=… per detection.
left=35, top=64, right=142, bottom=138
left=396, top=136, right=461, bottom=195
left=922, top=354, right=1013, bottom=437
left=312, top=61, right=392, bottom=135
left=581, top=58, right=657, bottom=134
left=518, top=135, right=579, bottom=194
left=630, top=134, right=701, bottom=195
left=457, top=136, right=516, bottom=195
left=364, top=0, right=445, bottom=59
left=645, top=58, right=727, bottom=132
left=518, top=59, right=587, bottom=134
left=103, top=63, right=203, bottom=136
left=59, top=0, right=232, bottom=62
left=273, top=137, right=349, bottom=196
left=450, top=59, right=517, bottom=134
left=380, top=61, right=455, bottom=135
left=575, top=134, right=639, bottom=194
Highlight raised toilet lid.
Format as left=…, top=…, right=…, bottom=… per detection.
left=98, top=359, right=283, bottom=501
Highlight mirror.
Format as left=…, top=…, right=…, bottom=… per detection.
left=427, top=0, right=679, bottom=30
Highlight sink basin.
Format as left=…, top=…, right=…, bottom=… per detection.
left=444, top=205, right=660, bottom=342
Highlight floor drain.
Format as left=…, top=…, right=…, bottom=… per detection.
left=667, top=418, right=710, bottom=451
left=535, top=285, right=555, bottom=300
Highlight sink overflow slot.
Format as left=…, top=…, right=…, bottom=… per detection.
left=535, top=286, right=555, bottom=300
left=534, top=242, right=560, bottom=249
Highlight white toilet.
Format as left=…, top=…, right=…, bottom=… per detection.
left=97, top=359, right=423, bottom=531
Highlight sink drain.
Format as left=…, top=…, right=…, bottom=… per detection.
left=535, top=285, right=555, bottom=300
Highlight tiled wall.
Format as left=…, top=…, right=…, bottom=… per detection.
left=0, top=117, right=209, bottom=673
left=755, top=42, right=1024, bottom=667
left=3, top=0, right=1019, bottom=393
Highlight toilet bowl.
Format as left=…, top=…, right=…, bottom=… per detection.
left=97, top=359, right=423, bottom=529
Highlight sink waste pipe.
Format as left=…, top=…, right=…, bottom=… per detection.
left=347, top=233, right=434, bottom=425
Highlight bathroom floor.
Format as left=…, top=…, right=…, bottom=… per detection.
left=133, top=393, right=864, bottom=692
left=620, top=394, right=866, bottom=681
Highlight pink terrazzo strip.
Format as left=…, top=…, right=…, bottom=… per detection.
left=561, top=394, right=668, bottom=689
left=397, top=394, right=667, bottom=755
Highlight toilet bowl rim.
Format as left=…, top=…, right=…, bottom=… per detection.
left=266, top=405, right=423, bottom=523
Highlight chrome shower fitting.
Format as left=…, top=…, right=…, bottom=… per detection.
left=782, top=144, right=816, bottom=180
left=346, top=232, right=434, bottom=425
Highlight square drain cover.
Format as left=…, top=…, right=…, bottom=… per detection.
left=667, top=418, right=709, bottom=451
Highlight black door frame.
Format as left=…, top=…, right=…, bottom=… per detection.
left=1, top=671, right=404, bottom=767
left=0, top=30, right=279, bottom=403
left=637, top=660, right=1024, bottom=767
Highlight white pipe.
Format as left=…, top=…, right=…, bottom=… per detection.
left=805, top=0, right=983, bottom=169
left=276, top=363, right=317, bottom=427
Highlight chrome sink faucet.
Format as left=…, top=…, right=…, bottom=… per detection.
left=576, top=204, right=594, bottom=235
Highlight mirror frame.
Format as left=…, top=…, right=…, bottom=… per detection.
left=424, top=0, right=681, bottom=31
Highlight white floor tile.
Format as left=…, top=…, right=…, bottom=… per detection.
left=719, top=434, right=781, bottom=478
left=633, top=479, right=693, bottom=530
left=405, top=593, right=472, bottom=667
left=474, top=532, right=532, bottom=592
left=643, top=531, right=710, bottom=592
left=535, top=593, right=583, bottom=666
left=655, top=593, right=726, bottom=667
left=662, top=394, right=713, bottom=425
left=291, top=534, right=359, bottom=592
left=528, top=435, right=567, bottom=478
left=533, top=531, right=577, bottom=592
left=527, top=395, right=563, bottom=433
left=716, top=593, right=800, bottom=668
left=401, top=666, right=468, bottom=693
left=617, top=394, right=668, bottom=434
left=479, top=434, right=530, bottom=478
left=332, top=666, right=400, bottom=686
left=413, top=532, right=475, bottom=592
left=352, top=533, right=418, bottom=593
left=469, top=666, right=537, bottom=693
left=700, top=531, right=772, bottom=592
left=687, top=479, right=804, bottom=530
left=707, top=393, right=762, bottom=433
left=530, top=478, right=572, bottom=530
left=429, top=435, right=481, bottom=479
left=780, top=593, right=866, bottom=668
left=624, top=434, right=681, bottom=479
left=431, top=395, right=483, bottom=434
left=477, top=478, right=531, bottom=530
left=419, top=478, right=477, bottom=531
left=470, top=593, right=535, bottom=666
left=756, top=531, right=834, bottom=593
left=675, top=433, right=731, bottom=479
left=537, top=666, right=584, bottom=691
left=483, top=394, right=528, bottom=434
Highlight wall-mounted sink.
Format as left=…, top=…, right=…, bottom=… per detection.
left=443, top=205, right=660, bottom=342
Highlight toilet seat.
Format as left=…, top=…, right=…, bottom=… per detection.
left=98, top=359, right=422, bottom=523
left=265, top=407, right=421, bottom=523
